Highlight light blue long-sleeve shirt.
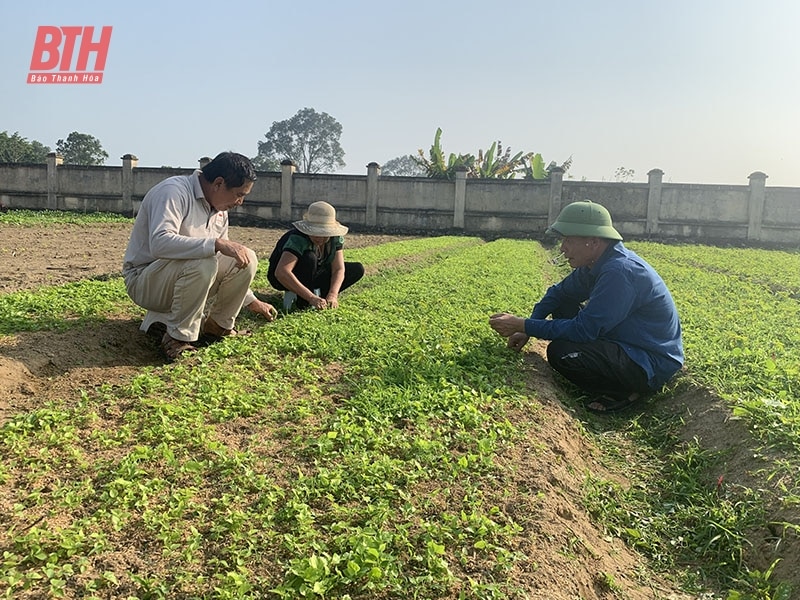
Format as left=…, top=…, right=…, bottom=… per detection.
left=525, top=241, right=684, bottom=389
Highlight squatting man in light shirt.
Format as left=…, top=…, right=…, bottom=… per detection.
left=122, top=151, right=277, bottom=361
left=489, top=200, right=684, bottom=413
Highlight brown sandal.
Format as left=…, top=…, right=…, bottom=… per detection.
left=199, top=318, right=250, bottom=345
left=160, top=333, right=197, bottom=361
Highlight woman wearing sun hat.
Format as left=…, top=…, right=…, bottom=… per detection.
left=267, top=201, right=364, bottom=311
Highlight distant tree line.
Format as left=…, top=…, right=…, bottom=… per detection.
left=0, top=130, right=108, bottom=165
left=2, top=109, right=582, bottom=179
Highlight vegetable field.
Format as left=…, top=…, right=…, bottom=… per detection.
left=0, top=213, right=798, bottom=600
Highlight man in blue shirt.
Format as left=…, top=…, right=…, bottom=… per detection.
left=489, top=200, right=684, bottom=412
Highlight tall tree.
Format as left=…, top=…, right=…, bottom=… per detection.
left=56, top=131, right=109, bottom=166
left=380, top=154, right=425, bottom=177
left=254, top=108, right=345, bottom=174
left=0, top=131, right=50, bottom=163
left=251, top=155, right=281, bottom=172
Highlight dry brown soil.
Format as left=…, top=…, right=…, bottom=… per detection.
left=0, top=223, right=797, bottom=599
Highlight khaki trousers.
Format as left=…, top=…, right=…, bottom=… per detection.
left=125, top=250, right=257, bottom=342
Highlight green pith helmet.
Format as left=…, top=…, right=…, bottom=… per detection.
left=546, top=200, right=623, bottom=240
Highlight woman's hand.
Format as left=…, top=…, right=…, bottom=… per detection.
left=310, top=294, right=328, bottom=310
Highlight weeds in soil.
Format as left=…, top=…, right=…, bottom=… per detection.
left=0, top=279, right=134, bottom=333
left=584, top=409, right=795, bottom=600
left=1, top=219, right=799, bottom=599
left=2, top=236, right=539, bottom=598
left=0, top=209, right=132, bottom=225
left=570, top=237, right=800, bottom=600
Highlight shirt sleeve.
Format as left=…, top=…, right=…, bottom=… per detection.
left=147, top=183, right=216, bottom=259
left=530, top=269, right=591, bottom=319
left=525, top=267, right=636, bottom=341
left=219, top=212, right=230, bottom=241
left=243, top=289, right=257, bottom=306
left=282, top=233, right=310, bottom=258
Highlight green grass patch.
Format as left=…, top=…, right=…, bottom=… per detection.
left=630, top=241, right=800, bottom=456
left=0, top=209, right=133, bottom=225
left=0, top=278, right=137, bottom=334
left=1, top=237, right=552, bottom=598
left=1, top=229, right=799, bottom=599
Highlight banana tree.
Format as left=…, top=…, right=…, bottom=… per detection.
left=414, top=128, right=474, bottom=179
left=522, top=153, right=573, bottom=180
left=415, top=127, right=570, bottom=180
left=474, top=141, right=531, bottom=179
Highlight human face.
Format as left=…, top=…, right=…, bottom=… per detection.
left=309, top=235, right=331, bottom=246
left=208, top=177, right=253, bottom=212
left=559, top=236, right=600, bottom=269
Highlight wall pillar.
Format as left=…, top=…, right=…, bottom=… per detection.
left=646, top=168, right=664, bottom=234
left=366, top=162, right=380, bottom=227
left=547, top=166, right=565, bottom=227
left=453, top=166, right=468, bottom=229
left=280, top=159, right=296, bottom=220
left=46, top=152, right=63, bottom=210
left=747, top=171, right=768, bottom=241
left=121, top=154, right=139, bottom=216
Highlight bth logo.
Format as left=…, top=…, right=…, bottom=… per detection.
left=28, top=26, right=112, bottom=84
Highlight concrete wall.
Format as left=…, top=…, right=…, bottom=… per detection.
left=1, top=155, right=798, bottom=246
left=0, top=162, right=49, bottom=210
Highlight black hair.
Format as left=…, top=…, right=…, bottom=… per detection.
left=200, top=152, right=257, bottom=188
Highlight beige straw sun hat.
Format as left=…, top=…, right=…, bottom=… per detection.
left=293, top=201, right=349, bottom=237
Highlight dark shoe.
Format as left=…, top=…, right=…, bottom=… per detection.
left=585, top=392, right=644, bottom=414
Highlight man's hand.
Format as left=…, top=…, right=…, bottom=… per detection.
left=247, top=299, right=278, bottom=322
left=215, top=239, right=252, bottom=268
left=488, top=312, right=526, bottom=338
left=489, top=313, right=530, bottom=352
left=506, top=332, right=530, bottom=352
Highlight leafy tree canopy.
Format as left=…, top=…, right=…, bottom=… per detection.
left=251, top=154, right=281, bottom=172
left=380, top=154, right=425, bottom=177
left=0, top=131, right=51, bottom=163
left=56, top=131, right=109, bottom=166
left=254, top=107, right=346, bottom=174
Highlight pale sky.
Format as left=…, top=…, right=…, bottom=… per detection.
left=2, top=0, right=799, bottom=186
